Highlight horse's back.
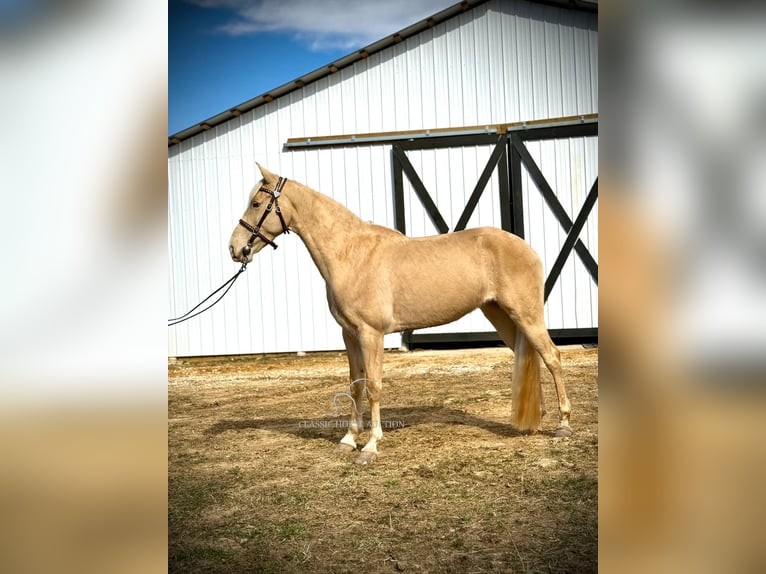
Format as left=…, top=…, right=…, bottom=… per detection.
left=406, top=227, right=539, bottom=267
left=381, top=227, right=539, bottom=332
left=387, top=226, right=539, bottom=281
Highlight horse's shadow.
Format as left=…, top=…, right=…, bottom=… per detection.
left=205, top=406, right=557, bottom=442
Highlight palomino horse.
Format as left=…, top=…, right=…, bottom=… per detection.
left=229, top=164, right=572, bottom=464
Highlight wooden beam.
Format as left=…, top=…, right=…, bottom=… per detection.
left=285, top=114, right=598, bottom=147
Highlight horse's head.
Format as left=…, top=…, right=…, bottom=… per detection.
left=229, top=163, right=292, bottom=263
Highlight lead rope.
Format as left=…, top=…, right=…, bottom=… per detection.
left=168, top=262, right=247, bottom=326
left=171, top=178, right=288, bottom=326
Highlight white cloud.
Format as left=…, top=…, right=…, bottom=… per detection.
left=187, top=0, right=454, bottom=50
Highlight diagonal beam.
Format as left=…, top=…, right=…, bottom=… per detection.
left=510, top=134, right=598, bottom=283
left=544, top=178, right=598, bottom=300
left=392, top=145, right=449, bottom=234
left=454, top=136, right=506, bottom=232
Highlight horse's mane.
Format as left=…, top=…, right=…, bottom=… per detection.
left=251, top=176, right=403, bottom=238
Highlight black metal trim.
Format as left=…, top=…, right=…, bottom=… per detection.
left=392, top=145, right=449, bottom=234
left=392, top=151, right=406, bottom=235
left=548, top=328, right=598, bottom=345
left=510, top=133, right=598, bottom=283
left=544, top=178, right=599, bottom=300
left=391, top=123, right=599, bottom=350
left=510, top=122, right=598, bottom=142
left=406, top=328, right=598, bottom=349
left=398, top=133, right=501, bottom=151
left=454, top=136, right=506, bottom=231
left=392, top=135, right=513, bottom=236
left=497, top=145, right=511, bottom=232
left=509, top=140, right=524, bottom=238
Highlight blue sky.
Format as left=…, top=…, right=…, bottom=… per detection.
left=169, top=0, right=457, bottom=135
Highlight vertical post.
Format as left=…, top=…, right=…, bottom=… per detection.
left=497, top=144, right=511, bottom=232
left=391, top=145, right=406, bottom=235
left=509, top=135, right=525, bottom=238
left=391, top=146, right=408, bottom=351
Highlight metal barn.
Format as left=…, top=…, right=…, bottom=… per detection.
left=168, top=0, right=598, bottom=357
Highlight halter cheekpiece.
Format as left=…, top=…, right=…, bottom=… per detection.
left=238, top=177, right=290, bottom=253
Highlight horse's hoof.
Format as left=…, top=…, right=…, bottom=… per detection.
left=555, top=426, right=573, bottom=437
left=354, top=451, right=377, bottom=465
left=336, top=443, right=356, bottom=455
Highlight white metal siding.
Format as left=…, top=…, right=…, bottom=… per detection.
left=168, top=0, right=598, bottom=356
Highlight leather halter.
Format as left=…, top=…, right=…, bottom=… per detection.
left=238, top=177, right=290, bottom=253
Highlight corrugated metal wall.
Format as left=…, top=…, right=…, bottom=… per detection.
left=168, top=0, right=598, bottom=357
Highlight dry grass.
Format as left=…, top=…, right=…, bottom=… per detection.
left=169, top=346, right=598, bottom=573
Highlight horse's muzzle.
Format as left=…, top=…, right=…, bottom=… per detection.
left=229, top=243, right=249, bottom=263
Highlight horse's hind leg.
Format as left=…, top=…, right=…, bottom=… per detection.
left=500, top=302, right=571, bottom=436
left=339, top=329, right=366, bottom=453
left=522, top=322, right=571, bottom=436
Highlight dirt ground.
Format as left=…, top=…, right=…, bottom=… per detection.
left=169, top=345, right=598, bottom=573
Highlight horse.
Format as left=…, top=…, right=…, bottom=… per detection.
left=229, top=163, right=572, bottom=464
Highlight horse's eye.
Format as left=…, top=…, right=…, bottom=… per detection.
left=252, top=201, right=261, bottom=208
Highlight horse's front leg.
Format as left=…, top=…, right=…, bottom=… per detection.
left=356, top=329, right=384, bottom=465
left=338, top=329, right=365, bottom=453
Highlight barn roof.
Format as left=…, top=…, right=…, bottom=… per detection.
left=168, top=0, right=597, bottom=147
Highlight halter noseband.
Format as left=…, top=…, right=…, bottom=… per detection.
left=238, top=177, right=290, bottom=255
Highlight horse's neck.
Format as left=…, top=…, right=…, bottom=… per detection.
left=287, top=183, right=367, bottom=281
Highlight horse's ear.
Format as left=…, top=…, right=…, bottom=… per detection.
left=256, top=162, right=278, bottom=185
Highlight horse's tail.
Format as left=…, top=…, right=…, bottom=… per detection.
left=512, top=329, right=542, bottom=432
